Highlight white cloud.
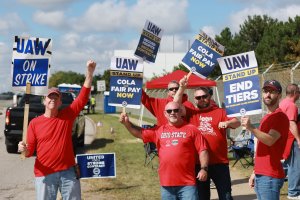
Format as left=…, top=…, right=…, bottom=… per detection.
left=50, top=33, right=124, bottom=74
left=71, top=1, right=128, bottom=32
left=69, top=0, right=190, bottom=34
left=202, top=26, right=217, bottom=38
left=18, top=0, right=76, bottom=9
left=127, top=0, right=190, bottom=34
left=33, top=11, right=66, bottom=28
left=0, top=13, right=27, bottom=34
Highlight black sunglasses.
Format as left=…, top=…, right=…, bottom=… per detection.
left=168, top=87, right=179, bottom=91
left=195, top=94, right=209, bottom=100
left=165, top=109, right=180, bottom=114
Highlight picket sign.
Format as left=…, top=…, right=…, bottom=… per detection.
left=21, top=82, right=31, bottom=159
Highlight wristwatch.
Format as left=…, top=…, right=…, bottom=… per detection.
left=201, top=166, right=208, bottom=172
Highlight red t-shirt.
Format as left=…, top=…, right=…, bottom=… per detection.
left=142, top=123, right=207, bottom=186
left=279, top=98, right=298, bottom=159
left=26, top=87, right=90, bottom=177
left=187, top=106, right=230, bottom=164
left=254, top=108, right=289, bottom=178
left=141, top=90, right=195, bottom=126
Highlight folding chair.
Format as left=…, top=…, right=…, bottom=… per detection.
left=230, top=130, right=254, bottom=168
left=144, top=142, right=158, bottom=168
left=142, top=125, right=158, bottom=169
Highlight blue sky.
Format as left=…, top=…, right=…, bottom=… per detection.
left=0, top=0, right=300, bottom=92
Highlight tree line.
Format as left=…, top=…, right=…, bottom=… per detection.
left=49, top=15, right=300, bottom=89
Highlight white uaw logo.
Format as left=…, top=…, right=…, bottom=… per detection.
left=122, top=101, right=127, bottom=107
left=93, top=168, right=101, bottom=175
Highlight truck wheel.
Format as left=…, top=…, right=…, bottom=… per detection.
left=5, top=139, right=18, bottom=153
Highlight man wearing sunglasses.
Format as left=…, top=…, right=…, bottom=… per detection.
left=242, top=80, right=289, bottom=200
left=279, top=83, right=300, bottom=199
left=174, top=76, right=240, bottom=200
left=120, top=101, right=209, bottom=200
left=142, top=80, right=194, bottom=126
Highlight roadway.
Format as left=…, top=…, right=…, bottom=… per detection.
left=0, top=100, right=96, bottom=199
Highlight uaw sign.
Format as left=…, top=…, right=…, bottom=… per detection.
left=182, top=30, right=224, bottom=79
left=134, top=20, right=163, bottom=63
left=76, top=153, right=116, bottom=179
left=217, top=51, right=262, bottom=117
left=11, top=36, right=52, bottom=95
left=109, top=56, right=144, bottom=109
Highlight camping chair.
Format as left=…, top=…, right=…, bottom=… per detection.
left=144, top=142, right=158, bottom=169
left=142, top=125, right=158, bottom=169
left=230, top=130, right=254, bottom=168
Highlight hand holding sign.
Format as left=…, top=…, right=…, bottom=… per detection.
left=241, top=115, right=255, bottom=131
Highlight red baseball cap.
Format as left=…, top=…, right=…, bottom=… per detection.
left=47, top=87, right=61, bottom=97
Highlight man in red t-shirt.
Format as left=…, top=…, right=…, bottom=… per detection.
left=279, top=83, right=300, bottom=199
left=18, top=60, right=96, bottom=200
left=141, top=80, right=195, bottom=126
left=174, top=76, right=240, bottom=200
left=120, top=101, right=209, bottom=199
left=242, top=80, right=289, bottom=200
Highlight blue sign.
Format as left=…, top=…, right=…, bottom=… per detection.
left=181, top=31, right=224, bottom=79
left=134, top=20, right=163, bottom=63
left=109, top=74, right=143, bottom=109
left=12, top=58, right=49, bottom=86
left=76, top=153, right=116, bottom=179
left=223, top=75, right=261, bottom=116
left=218, top=51, right=262, bottom=117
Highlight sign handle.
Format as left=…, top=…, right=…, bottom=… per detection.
left=21, top=82, right=31, bottom=159
left=186, top=71, right=192, bottom=79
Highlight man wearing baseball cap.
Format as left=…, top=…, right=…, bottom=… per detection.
left=242, top=79, right=289, bottom=200
left=18, top=60, right=96, bottom=200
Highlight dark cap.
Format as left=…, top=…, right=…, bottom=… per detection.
left=262, top=80, right=282, bottom=93
left=47, top=87, right=61, bottom=97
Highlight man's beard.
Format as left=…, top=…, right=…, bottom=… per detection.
left=197, top=102, right=210, bottom=109
left=263, top=97, right=277, bottom=106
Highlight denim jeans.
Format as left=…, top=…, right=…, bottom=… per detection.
left=254, top=175, right=284, bottom=200
left=35, top=166, right=81, bottom=200
left=196, top=164, right=233, bottom=200
left=285, top=140, right=300, bottom=197
left=160, top=186, right=199, bottom=200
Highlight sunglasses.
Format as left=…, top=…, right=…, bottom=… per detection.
left=262, top=89, right=278, bottom=94
left=165, top=109, right=180, bottom=114
left=195, top=94, right=209, bottom=100
left=168, top=87, right=179, bottom=91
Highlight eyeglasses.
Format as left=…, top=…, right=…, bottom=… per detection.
left=165, top=109, right=180, bottom=114
left=195, top=94, right=209, bottom=100
left=168, top=87, right=179, bottom=91
left=262, top=89, right=278, bottom=94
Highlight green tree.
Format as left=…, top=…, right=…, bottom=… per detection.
left=49, top=71, right=85, bottom=87
left=101, top=69, right=111, bottom=90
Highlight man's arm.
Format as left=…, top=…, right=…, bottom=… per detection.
left=290, top=121, right=300, bottom=147
left=83, top=60, right=96, bottom=88
left=241, top=116, right=280, bottom=146
left=197, top=150, right=209, bottom=181
left=218, top=118, right=241, bottom=129
left=173, top=75, right=188, bottom=104
left=119, top=113, right=142, bottom=139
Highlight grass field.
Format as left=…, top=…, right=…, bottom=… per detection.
left=81, top=112, right=289, bottom=200
left=81, top=112, right=161, bottom=200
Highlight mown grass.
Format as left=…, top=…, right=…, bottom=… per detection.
left=80, top=112, right=160, bottom=200
left=81, top=112, right=289, bottom=200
